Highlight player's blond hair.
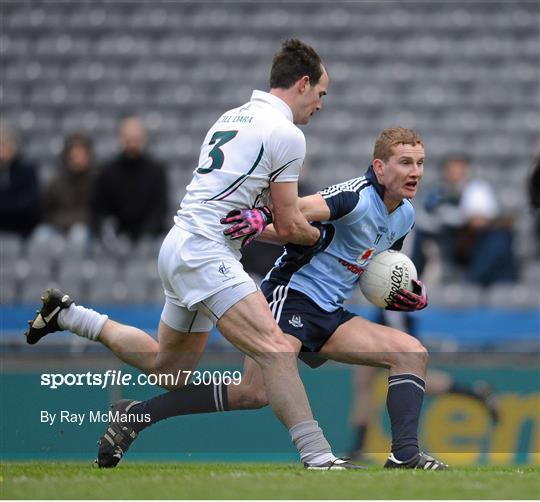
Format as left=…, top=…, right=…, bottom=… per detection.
left=373, top=127, right=424, bottom=162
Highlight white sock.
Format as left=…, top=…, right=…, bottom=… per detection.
left=289, top=420, right=337, bottom=466
left=58, top=304, right=108, bottom=341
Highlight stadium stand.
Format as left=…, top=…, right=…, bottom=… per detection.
left=0, top=1, right=538, bottom=349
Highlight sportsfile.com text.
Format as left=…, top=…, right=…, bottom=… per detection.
left=40, top=370, right=242, bottom=389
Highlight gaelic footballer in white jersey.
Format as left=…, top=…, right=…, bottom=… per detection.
left=176, top=90, right=306, bottom=253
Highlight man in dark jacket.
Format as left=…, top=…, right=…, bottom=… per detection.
left=530, top=155, right=540, bottom=254
left=0, top=125, right=40, bottom=236
left=42, top=133, right=96, bottom=234
left=92, top=117, right=168, bottom=241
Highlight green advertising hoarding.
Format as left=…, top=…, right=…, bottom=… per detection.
left=1, top=360, right=538, bottom=465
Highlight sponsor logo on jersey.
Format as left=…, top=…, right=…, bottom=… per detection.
left=356, top=247, right=376, bottom=266
left=288, top=315, right=304, bottom=328
left=338, top=258, right=365, bottom=275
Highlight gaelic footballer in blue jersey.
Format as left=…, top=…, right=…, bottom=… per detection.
left=222, top=126, right=447, bottom=469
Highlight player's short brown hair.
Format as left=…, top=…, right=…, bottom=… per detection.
left=270, top=39, right=324, bottom=89
left=373, top=127, right=424, bottom=162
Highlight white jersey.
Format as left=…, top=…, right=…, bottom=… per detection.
left=175, top=90, right=305, bottom=251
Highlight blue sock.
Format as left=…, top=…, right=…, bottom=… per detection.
left=386, top=373, right=425, bottom=462
left=129, top=382, right=229, bottom=433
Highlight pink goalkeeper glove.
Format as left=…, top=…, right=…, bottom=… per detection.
left=220, top=206, right=273, bottom=248
left=386, top=279, right=428, bottom=312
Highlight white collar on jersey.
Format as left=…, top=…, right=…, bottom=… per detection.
left=250, top=90, right=294, bottom=122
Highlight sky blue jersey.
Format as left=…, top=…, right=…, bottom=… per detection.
left=263, top=166, right=415, bottom=312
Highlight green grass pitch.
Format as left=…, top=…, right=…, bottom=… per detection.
left=1, top=463, right=539, bottom=499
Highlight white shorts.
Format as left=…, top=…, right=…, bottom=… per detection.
left=158, top=225, right=258, bottom=332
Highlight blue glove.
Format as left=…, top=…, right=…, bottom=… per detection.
left=284, top=222, right=334, bottom=264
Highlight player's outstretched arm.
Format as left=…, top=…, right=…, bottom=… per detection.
left=220, top=192, right=332, bottom=246
left=269, top=183, right=333, bottom=245
left=297, top=193, right=331, bottom=221
left=258, top=192, right=331, bottom=244
left=269, top=181, right=321, bottom=246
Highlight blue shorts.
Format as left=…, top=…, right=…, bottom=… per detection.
left=261, top=281, right=356, bottom=368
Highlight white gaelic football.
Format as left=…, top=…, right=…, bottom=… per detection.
left=359, top=250, right=418, bottom=308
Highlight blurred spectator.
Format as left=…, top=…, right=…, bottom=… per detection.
left=91, top=117, right=168, bottom=242
left=412, top=156, right=517, bottom=286
left=0, top=125, right=40, bottom=237
left=529, top=155, right=540, bottom=255
left=33, top=133, right=96, bottom=246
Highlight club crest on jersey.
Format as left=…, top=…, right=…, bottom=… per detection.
left=218, top=262, right=235, bottom=281
left=288, top=315, right=304, bottom=328
left=356, top=247, right=376, bottom=266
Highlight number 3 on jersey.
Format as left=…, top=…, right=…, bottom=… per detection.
left=197, top=130, right=238, bottom=174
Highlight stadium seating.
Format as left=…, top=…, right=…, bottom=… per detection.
left=1, top=1, right=538, bottom=318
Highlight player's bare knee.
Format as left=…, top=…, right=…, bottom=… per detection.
left=406, top=339, right=428, bottom=370
left=234, top=384, right=268, bottom=409
left=417, top=341, right=429, bottom=366
left=388, top=335, right=428, bottom=370
left=405, top=336, right=428, bottom=362
left=249, top=324, right=294, bottom=356
left=250, top=389, right=269, bottom=408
